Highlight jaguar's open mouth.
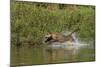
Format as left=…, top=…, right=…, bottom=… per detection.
left=44, top=36, right=52, bottom=43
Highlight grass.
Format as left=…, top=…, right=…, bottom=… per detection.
left=11, top=1, right=95, bottom=65
left=11, top=1, right=95, bottom=47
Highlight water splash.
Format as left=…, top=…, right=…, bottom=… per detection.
left=47, top=32, right=89, bottom=53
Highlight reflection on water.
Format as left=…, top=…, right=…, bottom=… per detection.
left=11, top=32, right=95, bottom=66
left=11, top=42, right=95, bottom=66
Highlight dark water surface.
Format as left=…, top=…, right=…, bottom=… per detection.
left=11, top=43, right=95, bottom=66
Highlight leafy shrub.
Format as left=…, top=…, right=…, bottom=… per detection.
left=11, top=1, right=95, bottom=46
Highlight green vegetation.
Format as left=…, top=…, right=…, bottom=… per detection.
left=11, top=1, right=95, bottom=66
left=11, top=1, right=95, bottom=46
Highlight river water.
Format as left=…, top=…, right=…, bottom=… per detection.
left=11, top=33, right=95, bottom=66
